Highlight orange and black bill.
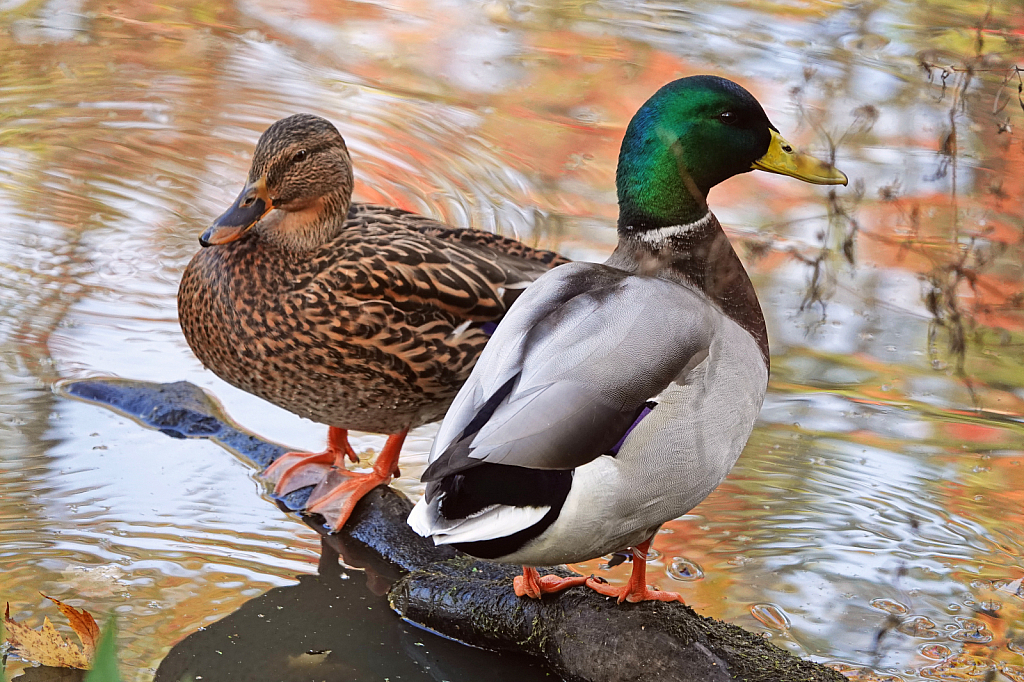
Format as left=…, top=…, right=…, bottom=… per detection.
left=200, top=177, right=272, bottom=246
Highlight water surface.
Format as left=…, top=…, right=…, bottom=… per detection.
left=1, top=0, right=1023, bottom=679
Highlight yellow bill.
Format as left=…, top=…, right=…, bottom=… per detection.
left=752, top=130, right=848, bottom=186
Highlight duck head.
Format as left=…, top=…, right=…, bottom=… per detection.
left=616, top=75, right=847, bottom=231
left=201, top=113, right=354, bottom=251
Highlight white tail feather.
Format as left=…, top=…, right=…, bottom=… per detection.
left=408, top=497, right=549, bottom=545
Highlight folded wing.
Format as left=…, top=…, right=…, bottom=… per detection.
left=415, top=262, right=716, bottom=544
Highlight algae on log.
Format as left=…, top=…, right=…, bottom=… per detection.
left=62, top=378, right=845, bottom=682
left=390, top=557, right=840, bottom=682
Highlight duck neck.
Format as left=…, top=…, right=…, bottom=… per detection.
left=615, top=116, right=714, bottom=237
left=253, top=191, right=349, bottom=252
left=607, top=212, right=770, bottom=369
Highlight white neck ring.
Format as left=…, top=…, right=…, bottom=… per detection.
left=630, top=212, right=714, bottom=245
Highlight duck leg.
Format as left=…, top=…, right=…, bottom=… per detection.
left=262, top=426, right=360, bottom=495
left=585, top=539, right=685, bottom=603
left=301, top=428, right=409, bottom=532
left=514, top=567, right=590, bottom=599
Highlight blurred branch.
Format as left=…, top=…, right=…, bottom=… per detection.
left=786, top=72, right=872, bottom=317
left=796, top=3, right=1024, bottom=385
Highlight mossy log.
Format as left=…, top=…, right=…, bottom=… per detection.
left=390, top=557, right=835, bottom=682
left=63, top=378, right=844, bottom=682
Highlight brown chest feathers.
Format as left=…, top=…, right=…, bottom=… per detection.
left=178, top=205, right=566, bottom=432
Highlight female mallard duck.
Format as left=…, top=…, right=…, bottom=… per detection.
left=178, top=114, right=566, bottom=532
left=409, top=76, right=847, bottom=603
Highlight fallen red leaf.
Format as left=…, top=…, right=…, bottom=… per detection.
left=43, top=594, right=101, bottom=660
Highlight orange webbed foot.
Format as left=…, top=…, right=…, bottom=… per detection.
left=514, top=567, right=590, bottom=599
left=262, top=426, right=356, bottom=496
left=581, top=538, right=687, bottom=604
left=304, top=467, right=392, bottom=532
left=584, top=577, right=686, bottom=604
left=262, top=451, right=336, bottom=496
left=301, top=428, right=409, bottom=533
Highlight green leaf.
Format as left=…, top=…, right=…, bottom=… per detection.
left=83, top=618, right=119, bottom=682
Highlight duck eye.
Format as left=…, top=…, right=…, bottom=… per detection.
left=719, top=111, right=737, bottom=125
left=292, top=149, right=308, bottom=163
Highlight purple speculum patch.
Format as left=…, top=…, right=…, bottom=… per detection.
left=608, top=405, right=654, bottom=455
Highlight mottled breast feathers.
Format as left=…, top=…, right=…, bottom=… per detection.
left=177, top=203, right=567, bottom=433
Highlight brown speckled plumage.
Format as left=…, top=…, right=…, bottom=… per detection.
left=178, top=114, right=567, bottom=436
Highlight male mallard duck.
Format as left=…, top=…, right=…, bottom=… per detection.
left=178, top=114, right=567, bottom=532
left=408, top=76, right=847, bottom=603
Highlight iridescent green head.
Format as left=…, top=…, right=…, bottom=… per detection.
left=616, top=75, right=847, bottom=230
